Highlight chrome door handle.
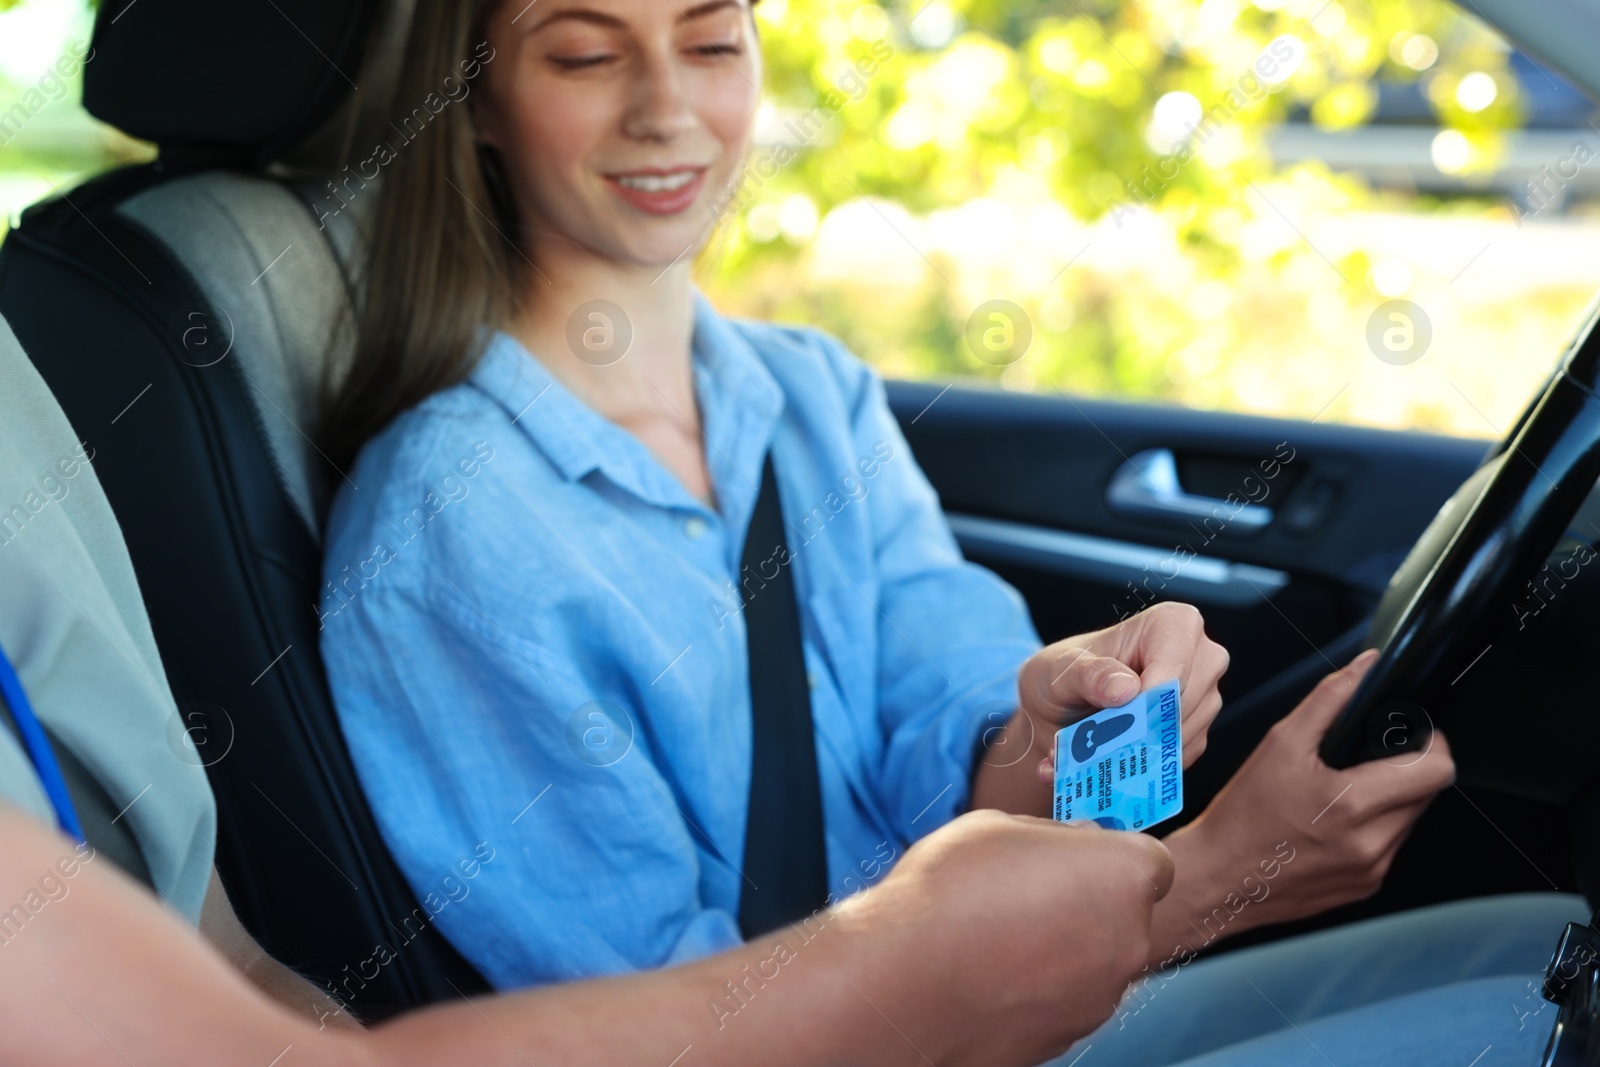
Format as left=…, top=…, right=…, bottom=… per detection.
left=946, top=512, right=1287, bottom=607
left=1106, top=449, right=1274, bottom=530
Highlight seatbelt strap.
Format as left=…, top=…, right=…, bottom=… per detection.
left=737, top=452, right=829, bottom=938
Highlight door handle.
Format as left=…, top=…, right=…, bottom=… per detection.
left=946, top=512, right=1288, bottom=606
left=1106, top=449, right=1274, bottom=530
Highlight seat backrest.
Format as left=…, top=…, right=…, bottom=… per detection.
left=0, top=0, right=487, bottom=1017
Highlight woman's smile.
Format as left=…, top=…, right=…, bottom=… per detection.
left=603, top=165, right=710, bottom=215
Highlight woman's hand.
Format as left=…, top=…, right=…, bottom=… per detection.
left=1147, top=649, right=1456, bottom=959
left=970, top=602, right=1227, bottom=815
left=1018, top=601, right=1229, bottom=768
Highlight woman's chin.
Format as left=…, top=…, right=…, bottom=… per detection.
left=526, top=205, right=714, bottom=276
left=598, top=229, right=714, bottom=275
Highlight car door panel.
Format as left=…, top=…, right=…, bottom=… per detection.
left=888, top=378, right=1577, bottom=933
left=887, top=379, right=1490, bottom=699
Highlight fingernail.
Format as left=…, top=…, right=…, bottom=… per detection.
left=1107, top=671, right=1138, bottom=701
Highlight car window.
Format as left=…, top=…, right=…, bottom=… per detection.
left=0, top=0, right=152, bottom=232
left=3, top=0, right=1589, bottom=438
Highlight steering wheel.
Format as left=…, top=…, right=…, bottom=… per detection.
left=1319, top=298, right=1600, bottom=808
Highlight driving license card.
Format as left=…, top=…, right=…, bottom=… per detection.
left=1052, top=679, right=1182, bottom=831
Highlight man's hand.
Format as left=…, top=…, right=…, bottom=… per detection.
left=1148, top=649, right=1456, bottom=958
left=834, top=809, right=1175, bottom=1067
left=0, top=799, right=1166, bottom=1067
left=972, top=602, right=1228, bottom=815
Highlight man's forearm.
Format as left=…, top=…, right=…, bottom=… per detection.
left=0, top=809, right=928, bottom=1067
left=199, top=867, right=361, bottom=1031
left=368, top=908, right=925, bottom=1067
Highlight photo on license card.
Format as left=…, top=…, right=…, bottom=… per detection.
left=1052, top=679, right=1182, bottom=831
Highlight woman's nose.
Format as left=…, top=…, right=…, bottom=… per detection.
left=622, top=56, right=700, bottom=142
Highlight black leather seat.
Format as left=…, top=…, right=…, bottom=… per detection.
left=0, top=0, right=488, bottom=1017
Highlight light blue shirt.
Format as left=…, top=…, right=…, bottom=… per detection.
left=320, top=291, right=1042, bottom=989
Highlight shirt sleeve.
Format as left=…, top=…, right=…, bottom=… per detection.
left=816, top=334, right=1045, bottom=842
left=323, top=580, right=744, bottom=990
left=0, top=728, right=55, bottom=825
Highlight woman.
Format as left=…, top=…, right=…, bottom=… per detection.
left=318, top=3, right=1573, bottom=1052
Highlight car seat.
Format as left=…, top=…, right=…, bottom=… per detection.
left=0, top=0, right=490, bottom=1016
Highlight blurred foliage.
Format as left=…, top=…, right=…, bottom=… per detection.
left=699, top=0, right=1573, bottom=433
left=0, top=0, right=149, bottom=222
left=0, top=0, right=1587, bottom=433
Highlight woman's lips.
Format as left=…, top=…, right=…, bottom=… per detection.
left=603, top=168, right=708, bottom=216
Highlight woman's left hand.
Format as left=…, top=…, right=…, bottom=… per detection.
left=1142, top=650, right=1455, bottom=960
left=1017, top=601, right=1229, bottom=771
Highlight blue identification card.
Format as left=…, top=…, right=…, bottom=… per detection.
left=1052, top=679, right=1182, bottom=831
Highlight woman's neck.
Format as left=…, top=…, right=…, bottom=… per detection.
left=505, top=241, right=718, bottom=508
left=506, top=242, right=699, bottom=420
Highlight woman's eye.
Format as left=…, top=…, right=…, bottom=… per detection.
left=692, top=41, right=743, bottom=58
left=550, top=53, right=615, bottom=70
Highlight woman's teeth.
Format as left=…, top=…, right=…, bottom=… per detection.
left=616, top=171, right=697, bottom=192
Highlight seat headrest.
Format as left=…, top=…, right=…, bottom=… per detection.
left=84, top=0, right=410, bottom=170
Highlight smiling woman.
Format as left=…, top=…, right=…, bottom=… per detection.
left=308, top=0, right=1492, bottom=1014
left=317, top=0, right=1195, bottom=991
left=323, top=0, right=765, bottom=475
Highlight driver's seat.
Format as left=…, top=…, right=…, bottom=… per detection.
left=0, top=0, right=489, bottom=1016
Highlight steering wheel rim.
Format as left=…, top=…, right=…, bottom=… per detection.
left=1319, top=297, right=1600, bottom=802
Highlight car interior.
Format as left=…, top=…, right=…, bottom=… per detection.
left=2, top=0, right=1599, bottom=1023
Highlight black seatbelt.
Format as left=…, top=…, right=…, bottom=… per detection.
left=737, top=453, right=829, bottom=938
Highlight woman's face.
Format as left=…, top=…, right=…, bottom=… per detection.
left=477, top=0, right=762, bottom=270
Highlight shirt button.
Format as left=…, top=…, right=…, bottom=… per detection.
left=807, top=670, right=819, bottom=690
left=684, top=516, right=707, bottom=540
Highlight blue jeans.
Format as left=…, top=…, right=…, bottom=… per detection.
left=1045, top=893, right=1588, bottom=1067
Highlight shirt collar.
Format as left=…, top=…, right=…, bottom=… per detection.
left=467, top=289, right=786, bottom=522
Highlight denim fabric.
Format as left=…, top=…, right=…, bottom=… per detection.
left=1047, top=893, right=1586, bottom=1067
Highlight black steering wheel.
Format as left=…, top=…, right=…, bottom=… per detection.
left=1319, top=297, right=1600, bottom=809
